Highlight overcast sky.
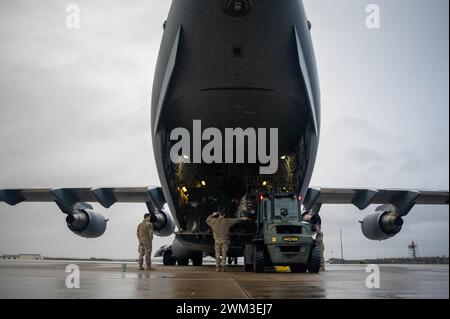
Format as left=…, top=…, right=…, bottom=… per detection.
left=0, top=0, right=448, bottom=260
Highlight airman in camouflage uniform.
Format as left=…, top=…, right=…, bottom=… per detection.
left=206, top=208, right=246, bottom=272
left=137, top=213, right=155, bottom=271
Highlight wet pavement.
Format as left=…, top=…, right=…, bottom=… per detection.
left=0, top=261, right=448, bottom=299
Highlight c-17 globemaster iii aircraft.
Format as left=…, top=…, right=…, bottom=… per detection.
left=1, top=0, right=449, bottom=272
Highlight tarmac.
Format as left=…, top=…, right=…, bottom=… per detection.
left=0, top=261, right=448, bottom=299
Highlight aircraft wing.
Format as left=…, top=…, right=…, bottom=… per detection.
left=0, top=187, right=166, bottom=210
left=303, top=187, right=449, bottom=216
left=2, top=187, right=448, bottom=215
left=0, top=187, right=177, bottom=238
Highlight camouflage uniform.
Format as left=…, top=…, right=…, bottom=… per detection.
left=316, top=229, right=325, bottom=271
left=206, top=214, right=239, bottom=269
left=137, top=220, right=154, bottom=269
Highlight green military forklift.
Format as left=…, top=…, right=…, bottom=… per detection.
left=243, top=191, right=321, bottom=273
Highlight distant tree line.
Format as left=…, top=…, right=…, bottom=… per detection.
left=329, top=256, right=449, bottom=265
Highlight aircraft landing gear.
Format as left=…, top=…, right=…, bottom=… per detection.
left=163, top=250, right=176, bottom=266
left=177, top=258, right=189, bottom=266
left=191, top=252, right=203, bottom=266
left=227, top=257, right=238, bottom=265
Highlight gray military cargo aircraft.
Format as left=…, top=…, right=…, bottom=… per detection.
left=1, top=0, right=449, bottom=267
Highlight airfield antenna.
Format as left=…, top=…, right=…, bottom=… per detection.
left=340, top=229, right=344, bottom=264
left=408, top=241, right=418, bottom=259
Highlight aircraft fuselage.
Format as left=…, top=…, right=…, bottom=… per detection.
left=151, top=0, right=320, bottom=257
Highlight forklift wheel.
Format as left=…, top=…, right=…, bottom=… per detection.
left=253, top=245, right=265, bottom=273
left=307, top=246, right=321, bottom=273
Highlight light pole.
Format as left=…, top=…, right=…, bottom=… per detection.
left=340, top=229, right=344, bottom=264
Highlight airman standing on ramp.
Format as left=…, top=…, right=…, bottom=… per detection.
left=207, top=207, right=246, bottom=272
left=137, top=213, right=155, bottom=271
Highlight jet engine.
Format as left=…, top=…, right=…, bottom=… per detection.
left=150, top=206, right=175, bottom=237
left=360, top=204, right=404, bottom=241
left=66, top=207, right=107, bottom=239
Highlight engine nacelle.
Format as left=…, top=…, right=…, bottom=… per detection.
left=66, top=209, right=107, bottom=238
left=361, top=206, right=404, bottom=241
left=150, top=206, right=175, bottom=237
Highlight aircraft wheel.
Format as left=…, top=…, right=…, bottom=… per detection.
left=244, top=263, right=253, bottom=272
left=191, top=252, right=203, bottom=266
left=163, top=250, right=176, bottom=266
left=307, top=246, right=321, bottom=273
left=177, top=258, right=189, bottom=266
